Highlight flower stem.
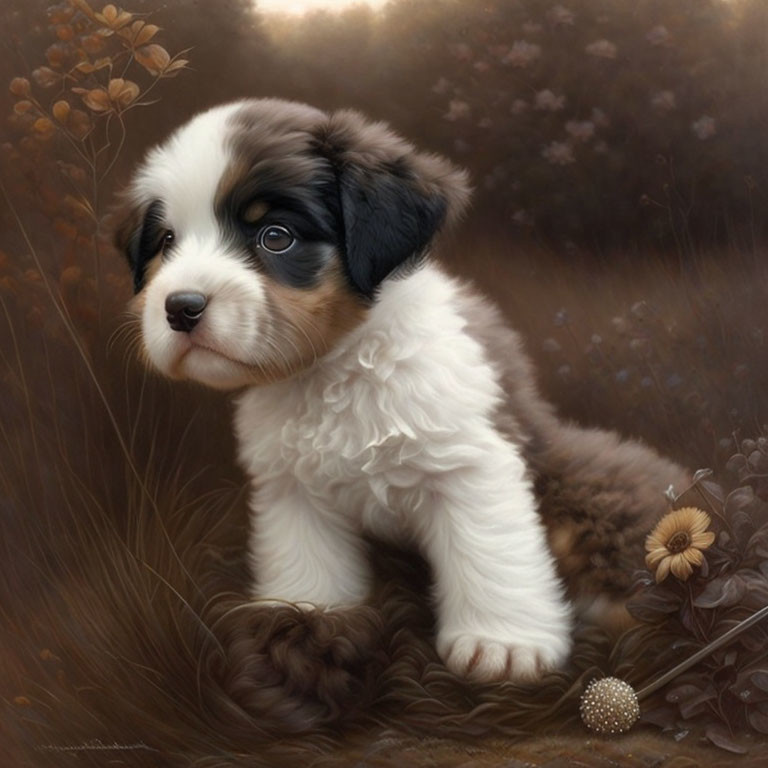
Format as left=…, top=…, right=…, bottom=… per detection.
left=636, top=603, right=768, bottom=700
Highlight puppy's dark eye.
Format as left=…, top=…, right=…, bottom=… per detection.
left=160, top=230, right=175, bottom=254
left=258, top=225, right=294, bottom=254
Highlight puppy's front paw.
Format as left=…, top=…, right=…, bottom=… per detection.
left=437, top=631, right=570, bottom=683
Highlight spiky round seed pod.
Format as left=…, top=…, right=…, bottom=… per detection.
left=580, top=677, right=640, bottom=734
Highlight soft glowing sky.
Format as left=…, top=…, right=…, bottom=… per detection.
left=257, top=0, right=387, bottom=14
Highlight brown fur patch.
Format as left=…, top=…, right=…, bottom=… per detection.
left=260, top=261, right=369, bottom=377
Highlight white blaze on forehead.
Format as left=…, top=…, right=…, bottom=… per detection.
left=132, top=103, right=241, bottom=235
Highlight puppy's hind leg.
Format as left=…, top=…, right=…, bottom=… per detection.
left=248, top=478, right=371, bottom=609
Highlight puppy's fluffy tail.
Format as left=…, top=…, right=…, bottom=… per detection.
left=530, top=421, right=691, bottom=610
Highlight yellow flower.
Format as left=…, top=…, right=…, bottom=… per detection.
left=645, top=507, right=715, bottom=582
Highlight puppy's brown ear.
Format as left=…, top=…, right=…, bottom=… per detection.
left=318, top=111, right=471, bottom=297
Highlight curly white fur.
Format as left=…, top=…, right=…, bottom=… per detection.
left=235, top=263, right=573, bottom=682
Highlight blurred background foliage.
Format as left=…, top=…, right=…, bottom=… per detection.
left=4, top=0, right=768, bottom=251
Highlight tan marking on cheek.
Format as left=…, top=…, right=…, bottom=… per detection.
left=127, top=290, right=146, bottom=316
left=261, top=261, right=368, bottom=375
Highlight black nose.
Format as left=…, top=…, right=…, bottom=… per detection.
left=165, top=291, right=207, bottom=332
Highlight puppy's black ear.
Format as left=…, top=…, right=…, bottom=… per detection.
left=318, top=111, right=471, bottom=297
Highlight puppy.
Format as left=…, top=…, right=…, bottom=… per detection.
left=114, top=99, right=688, bottom=683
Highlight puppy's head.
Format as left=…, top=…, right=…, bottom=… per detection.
left=113, top=99, right=470, bottom=390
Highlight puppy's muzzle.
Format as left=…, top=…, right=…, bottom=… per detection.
left=165, top=291, right=207, bottom=332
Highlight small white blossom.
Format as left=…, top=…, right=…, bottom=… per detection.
left=503, top=40, right=542, bottom=68
left=548, top=5, right=575, bottom=26
left=511, top=98, right=529, bottom=114
left=523, top=22, right=543, bottom=35
left=651, top=90, right=676, bottom=111
left=542, top=141, right=575, bottom=165
left=431, top=77, right=451, bottom=95
left=646, top=25, right=670, bottom=46
left=565, top=120, right=595, bottom=142
left=591, top=107, right=610, bottom=127
left=535, top=89, right=566, bottom=111
left=692, top=115, right=717, bottom=140
left=586, top=39, right=618, bottom=59
left=474, top=60, right=490, bottom=72
left=444, top=100, right=471, bottom=121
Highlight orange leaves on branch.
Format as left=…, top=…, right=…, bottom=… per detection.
left=74, top=57, right=110, bottom=74
left=9, top=77, right=31, bottom=96
left=47, top=3, right=76, bottom=25
left=94, top=4, right=133, bottom=30
left=69, top=0, right=98, bottom=20
left=32, top=67, right=59, bottom=88
left=52, top=100, right=71, bottom=122
left=72, top=78, right=139, bottom=113
left=68, top=109, right=92, bottom=139
left=107, top=77, right=139, bottom=107
left=6, top=0, right=190, bottom=211
left=134, top=44, right=188, bottom=78
left=45, top=43, right=71, bottom=68
left=118, top=21, right=160, bottom=47
left=33, top=118, right=56, bottom=140
left=72, top=86, right=110, bottom=112
left=163, top=57, right=189, bottom=78
left=134, top=43, right=170, bottom=75
left=56, top=24, right=75, bottom=41
left=81, top=34, right=106, bottom=54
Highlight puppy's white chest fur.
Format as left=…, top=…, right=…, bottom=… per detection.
left=233, top=264, right=573, bottom=683
left=235, top=264, right=525, bottom=541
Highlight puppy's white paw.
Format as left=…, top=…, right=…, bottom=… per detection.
left=437, top=631, right=570, bottom=683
